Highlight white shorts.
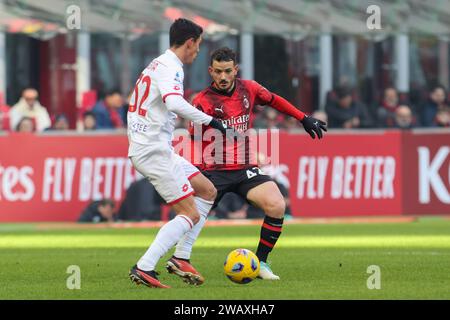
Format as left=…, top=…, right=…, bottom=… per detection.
left=130, top=144, right=200, bottom=205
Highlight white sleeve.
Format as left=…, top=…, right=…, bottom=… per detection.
left=165, top=94, right=212, bottom=125
left=157, top=65, right=185, bottom=103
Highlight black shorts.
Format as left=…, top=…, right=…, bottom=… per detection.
left=201, top=167, right=274, bottom=208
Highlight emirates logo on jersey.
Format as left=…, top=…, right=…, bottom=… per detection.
left=243, top=95, right=249, bottom=109
left=222, top=114, right=250, bottom=132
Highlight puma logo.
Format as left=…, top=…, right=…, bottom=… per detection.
left=215, top=105, right=224, bottom=114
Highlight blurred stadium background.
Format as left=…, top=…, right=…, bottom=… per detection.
left=0, top=0, right=449, bottom=222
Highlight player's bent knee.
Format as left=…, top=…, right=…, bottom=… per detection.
left=185, top=212, right=200, bottom=225
left=197, top=183, right=217, bottom=202
left=173, top=198, right=201, bottom=225
left=264, top=198, right=286, bottom=218
left=205, top=185, right=217, bottom=202
left=191, top=176, right=217, bottom=201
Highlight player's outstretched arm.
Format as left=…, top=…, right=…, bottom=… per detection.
left=252, top=80, right=327, bottom=139
left=165, top=94, right=228, bottom=134
left=267, top=93, right=327, bottom=139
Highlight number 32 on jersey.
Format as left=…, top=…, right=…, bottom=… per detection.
left=129, top=73, right=151, bottom=116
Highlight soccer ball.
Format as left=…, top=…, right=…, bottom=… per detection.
left=223, top=248, right=260, bottom=284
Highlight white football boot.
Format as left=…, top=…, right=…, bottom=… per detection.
left=258, top=261, right=280, bottom=280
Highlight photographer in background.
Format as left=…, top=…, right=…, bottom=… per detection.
left=78, top=199, right=117, bottom=223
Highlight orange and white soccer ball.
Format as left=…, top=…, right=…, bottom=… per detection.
left=223, top=248, right=260, bottom=284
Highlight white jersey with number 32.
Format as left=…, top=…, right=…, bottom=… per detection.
left=127, top=50, right=185, bottom=156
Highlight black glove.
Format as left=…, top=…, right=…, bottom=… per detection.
left=209, top=118, right=229, bottom=135
left=301, top=115, right=327, bottom=139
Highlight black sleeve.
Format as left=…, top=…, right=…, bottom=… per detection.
left=78, top=202, right=100, bottom=223
left=357, top=102, right=375, bottom=128
left=325, top=101, right=353, bottom=126
left=78, top=210, right=95, bottom=222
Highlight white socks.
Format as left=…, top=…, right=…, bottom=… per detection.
left=137, top=214, right=193, bottom=271
left=174, top=197, right=214, bottom=260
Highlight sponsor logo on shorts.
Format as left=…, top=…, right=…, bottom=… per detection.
left=246, top=167, right=264, bottom=179
left=246, top=170, right=257, bottom=179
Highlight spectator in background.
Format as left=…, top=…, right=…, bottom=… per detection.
left=394, top=105, right=414, bottom=130
left=252, top=107, right=268, bottom=129
left=311, top=110, right=328, bottom=124
left=251, top=103, right=286, bottom=129
left=15, top=117, right=35, bottom=133
left=213, top=193, right=248, bottom=219
left=10, top=88, right=51, bottom=131
left=435, top=108, right=450, bottom=127
left=252, top=106, right=284, bottom=129
left=47, top=114, right=70, bottom=131
left=91, top=89, right=125, bottom=129
left=325, top=85, right=373, bottom=129
left=78, top=199, right=117, bottom=223
left=284, top=111, right=326, bottom=131
left=283, top=115, right=301, bottom=131
left=421, top=85, right=449, bottom=127
left=82, top=111, right=97, bottom=131
left=377, top=87, right=401, bottom=127
left=264, top=109, right=283, bottom=129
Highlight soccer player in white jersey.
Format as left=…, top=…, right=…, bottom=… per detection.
left=127, top=18, right=228, bottom=288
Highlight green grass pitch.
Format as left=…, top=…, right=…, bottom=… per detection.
left=0, top=218, right=449, bottom=300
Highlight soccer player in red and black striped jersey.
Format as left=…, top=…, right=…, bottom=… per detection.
left=168, top=47, right=326, bottom=280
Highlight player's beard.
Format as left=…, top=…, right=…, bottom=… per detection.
left=216, top=80, right=235, bottom=93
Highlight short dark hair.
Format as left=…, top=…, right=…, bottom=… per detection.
left=82, top=111, right=96, bottom=119
left=54, top=113, right=68, bottom=122
left=169, top=18, right=203, bottom=47
left=97, top=88, right=121, bottom=100
left=430, top=84, right=446, bottom=93
left=335, top=85, right=352, bottom=99
left=210, top=47, right=237, bottom=66
left=105, top=88, right=122, bottom=97
left=98, top=198, right=115, bottom=208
